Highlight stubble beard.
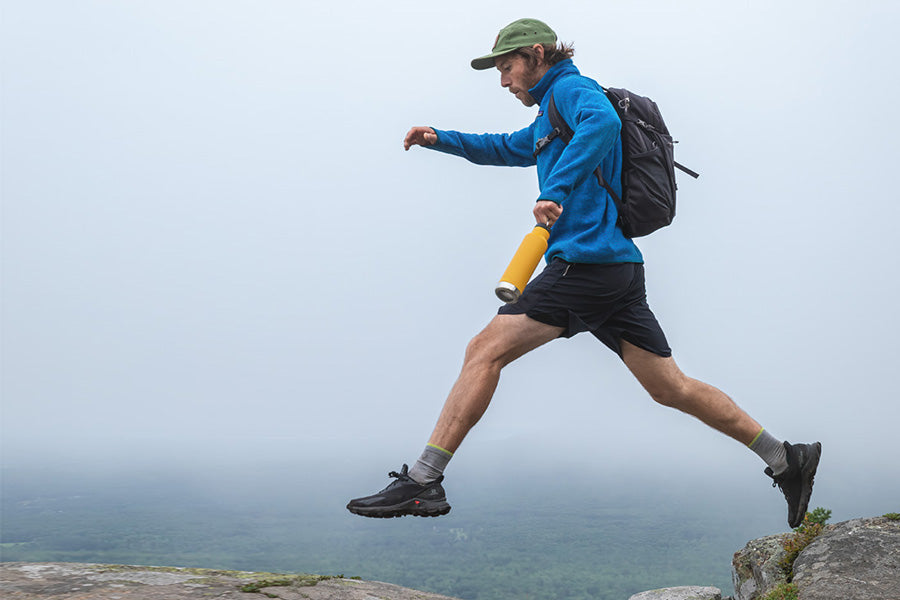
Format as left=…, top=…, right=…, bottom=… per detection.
left=517, top=63, right=544, bottom=107
left=518, top=91, right=537, bottom=107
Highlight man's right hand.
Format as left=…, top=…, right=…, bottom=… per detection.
left=534, top=200, right=563, bottom=227
left=404, top=127, right=437, bottom=151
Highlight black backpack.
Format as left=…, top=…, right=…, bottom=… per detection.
left=534, top=87, right=699, bottom=238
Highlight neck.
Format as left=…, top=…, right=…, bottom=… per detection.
left=532, top=64, right=551, bottom=84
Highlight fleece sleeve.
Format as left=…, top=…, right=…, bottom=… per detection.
left=427, top=124, right=537, bottom=167
left=537, top=81, right=621, bottom=205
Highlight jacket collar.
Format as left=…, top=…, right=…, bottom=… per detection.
left=528, top=59, right=580, bottom=105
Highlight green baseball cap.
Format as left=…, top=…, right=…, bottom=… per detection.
left=470, top=18, right=557, bottom=70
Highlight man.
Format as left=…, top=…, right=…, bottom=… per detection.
left=346, top=18, right=821, bottom=528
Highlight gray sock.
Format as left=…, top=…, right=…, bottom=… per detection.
left=408, top=444, right=454, bottom=484
left=749, top=429, right=788, bottom=475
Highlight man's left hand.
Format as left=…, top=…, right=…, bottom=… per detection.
left=534, top=200, right=563, bottom=226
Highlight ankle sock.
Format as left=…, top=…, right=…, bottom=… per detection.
left=749, top=428, right=788, bottom=475
left=408, top=444, right=454, bottom=484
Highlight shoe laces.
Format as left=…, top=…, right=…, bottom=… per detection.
left=385, top=464, right=443, bottom=486
left=388, top=465, right=413, bottom=482
left=765, top=467, right=782, bottom=488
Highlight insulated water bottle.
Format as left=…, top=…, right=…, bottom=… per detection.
left=495, top=224, right=551, bottom=303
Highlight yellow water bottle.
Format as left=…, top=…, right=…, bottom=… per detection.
left=495, top=224, right=551, bottom=303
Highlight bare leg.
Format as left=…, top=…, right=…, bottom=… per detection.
left=620, top=340, right=761, bottom=445
left=427, top=314, right=564, bottom=453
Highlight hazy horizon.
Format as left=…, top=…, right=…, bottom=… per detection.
left=3, top=444, right=897, bottom=599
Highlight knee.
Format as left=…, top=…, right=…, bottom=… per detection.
left=646, top=378, right=692, bottom=408
left=463, top=330, right=506, bottom=370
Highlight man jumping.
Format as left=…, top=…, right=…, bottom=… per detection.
left=346, top=18, right=821, bottom=528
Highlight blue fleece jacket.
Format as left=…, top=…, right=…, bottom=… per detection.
left=429, top=59, right=642, bottom=264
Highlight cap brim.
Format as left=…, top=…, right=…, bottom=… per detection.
left=471, top=51, right=506, bottom=70
left=470, top=33, right=557, bottom=70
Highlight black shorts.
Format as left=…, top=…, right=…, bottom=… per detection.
left=497, top=259, right=672, bottom=358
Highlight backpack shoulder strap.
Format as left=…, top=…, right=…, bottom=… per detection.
left=533, top=92, right=576, bottom=158
left=547, top=93, right=574, bottom=144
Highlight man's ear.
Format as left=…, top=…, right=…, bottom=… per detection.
left=532, top=44, right=546, bottom=64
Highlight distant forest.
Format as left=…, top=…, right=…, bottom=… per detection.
left=1, top=465, right=779, bottom=600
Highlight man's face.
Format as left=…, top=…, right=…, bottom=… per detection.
left=495, top=53, right=543, bottom=107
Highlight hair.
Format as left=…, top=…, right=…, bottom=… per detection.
left=512, top=42, right=575, bottom=68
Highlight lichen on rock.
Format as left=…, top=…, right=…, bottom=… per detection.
left=731, top=533, right=789, bottom=600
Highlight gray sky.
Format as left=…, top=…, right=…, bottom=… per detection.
left=3, top=1, right=899, bottom=519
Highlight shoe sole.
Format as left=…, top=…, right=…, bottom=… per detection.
left=347, top=498, right=451, bottom=519
left=793, top=442, right=822, bottom=528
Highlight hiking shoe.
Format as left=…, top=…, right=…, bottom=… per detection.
left=346, top=464, right=451, bottom=518
left=766, top=441, right=822, bottom=528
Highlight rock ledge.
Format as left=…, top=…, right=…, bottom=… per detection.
left=0, top=562, right=462, bottom=600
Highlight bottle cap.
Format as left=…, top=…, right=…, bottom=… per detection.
left=495, top=281, right=520, bottom=303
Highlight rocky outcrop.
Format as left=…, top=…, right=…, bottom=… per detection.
left=628, top=586, right=722, bottom=600
left=730, top=515, right=900, bottom=600
left=0, top=562, right=463, bottom=600
left=731, top=533, right=790, bottom=600
left=792, top=517, right=900, bottom=600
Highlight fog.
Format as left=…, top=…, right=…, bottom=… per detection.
left=3, top=0, right=899, bottom=536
